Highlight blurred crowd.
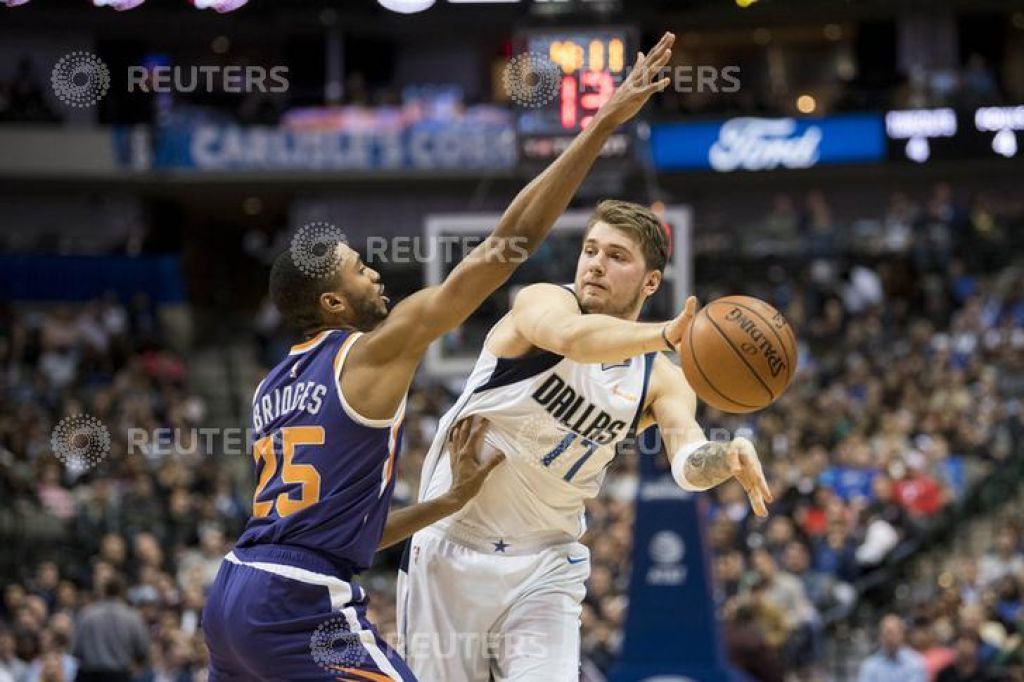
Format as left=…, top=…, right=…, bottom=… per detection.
left=1, top=181, right=1023, bottom=682
left=0, top=296, right=245, bottom=680
left=851, top=515, right=1024, bottom=682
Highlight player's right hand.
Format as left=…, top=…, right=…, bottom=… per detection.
left=664, top=295, right=699, bottom=350
left=596, top=31, right=675, bottom=127
left=447, top=417, right=505, bottom=506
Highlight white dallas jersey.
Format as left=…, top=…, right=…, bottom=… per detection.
left=419, top=307, right=655, bottom=544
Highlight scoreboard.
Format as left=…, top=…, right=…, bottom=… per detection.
left=513, top=28, right=635, bottom=162
left=885, top=106, right=1024, bottom=163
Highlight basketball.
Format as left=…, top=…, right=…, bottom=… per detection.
left=680, top=296, right=798, bottom=413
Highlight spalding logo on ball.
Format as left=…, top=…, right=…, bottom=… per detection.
left=679, top=295, right=797, bottom=413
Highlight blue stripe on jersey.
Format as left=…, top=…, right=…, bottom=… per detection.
left=628, top=352, right=657, bottom=437
left=472, top=350, right=564, bottom=394
left=610, top=351, right=657, bottom=462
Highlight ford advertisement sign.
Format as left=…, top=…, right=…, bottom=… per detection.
left=650, top=114, right=885, bottom=172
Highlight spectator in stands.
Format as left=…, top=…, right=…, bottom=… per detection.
left=723, top=600, right=785, bottom=682
left=0, top=626, right=27, bottom=682
left=71, top=576, right=149, bottom=682
left=858, top=614, right=928, bottom=682
left=908, top=618, right=956, bottom=681
left=751, top=548, right=821, bottom=669
left=936, top=631, right=988, bottom=682
left=979, top=527, right=1024, bottom=587
left=782, top=540, right=851, bottom=615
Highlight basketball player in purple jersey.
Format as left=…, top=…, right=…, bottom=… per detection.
left=202, top=33, right=679, bottom=681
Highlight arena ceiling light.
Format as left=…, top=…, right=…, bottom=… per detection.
left=191, top=0, right=249, bottom=11
left=378, top=0, right=435, bottom=13
left=93, top=0, right=146, bottom=8
left=2, top=0, right=32, bottom=5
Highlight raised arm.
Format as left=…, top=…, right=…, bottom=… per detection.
left=344, top=33, right=676, bottom=420
left=506, top=284, right=697, bottom=364
left=353, top=33, right=675, bottom=359
left=643, top=353, right=773, bottom=517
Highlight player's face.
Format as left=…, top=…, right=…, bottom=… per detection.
left=574, top=222, right=659, bottom=319
left=333, top=244, right=390, bottom=330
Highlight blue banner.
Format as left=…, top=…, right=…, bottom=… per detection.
left=609, top=430, right=750, bottom=682
left=650, top=114, right=885, bottom=172
left=122, top=121, right=517, bottom=172
left=0, top=255, right=185, bottom=303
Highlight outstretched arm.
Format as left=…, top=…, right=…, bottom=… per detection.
left=378, top=418, right=503, bottom=550
left=343, top=33, right=677, bottom=421
left=508, top=285, right=697, bottom=364
left=643, top=354, right=773, bottom=517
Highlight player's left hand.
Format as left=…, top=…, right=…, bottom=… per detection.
left=447, top=417, right=505, bottom=506
left=596, top=31, right=675, bottom=127
left=727, top=436, right=773, bottom=517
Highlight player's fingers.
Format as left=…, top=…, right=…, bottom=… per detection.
left=465, top=417, right=490, bottom=452
left=643, top=77, right=671, bottom=94
left=746, top=486, right=768, bottom=517
left=480, top=453, right=506, bottom=475
left=448, top=419, right=473, bottom=456
left=732, top=474, right=763, bottom=516
left=643, top=34, right=674, bottom=73
left=747, top=459, right=773, bottom=503
left=684, top=295, right=698, bottom=318
left=649, top=46, right=673, bottom=72
left=738, top=450, right=772, bottom=503
left=634, top=51, right=646, bottom=75
left=646, top=31, right=674, bottom=61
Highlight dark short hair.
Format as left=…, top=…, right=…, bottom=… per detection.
left=103, top=574, right=126, bottom=599
left=269, top=250, right=333, bottom=331
left=585, top=200, right=669, bottom=272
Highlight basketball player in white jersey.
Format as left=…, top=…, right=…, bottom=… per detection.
left=397, top=200, right=774, bottom=681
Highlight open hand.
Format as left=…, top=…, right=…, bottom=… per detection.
left=447, top=417, right=505, bottom=505
left=727, top=437, right=773, bottom=517
left=597, top=31, right=675, bottom=127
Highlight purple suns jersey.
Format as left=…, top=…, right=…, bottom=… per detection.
left=234, top=329, right=406, bottom=574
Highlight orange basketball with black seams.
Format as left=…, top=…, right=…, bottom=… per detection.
left=680, top=295, right=797, bottom=413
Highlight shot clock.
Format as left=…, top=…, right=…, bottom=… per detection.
left=513, top=28, right=636, bottom=162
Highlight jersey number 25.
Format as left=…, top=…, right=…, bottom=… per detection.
left=252, top=426, right=323, bottom=517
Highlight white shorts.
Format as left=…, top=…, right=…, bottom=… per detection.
left=396, top=527, right=590, bottom=682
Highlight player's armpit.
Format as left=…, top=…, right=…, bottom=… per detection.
left=645, top=353, right=705, bottom=452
